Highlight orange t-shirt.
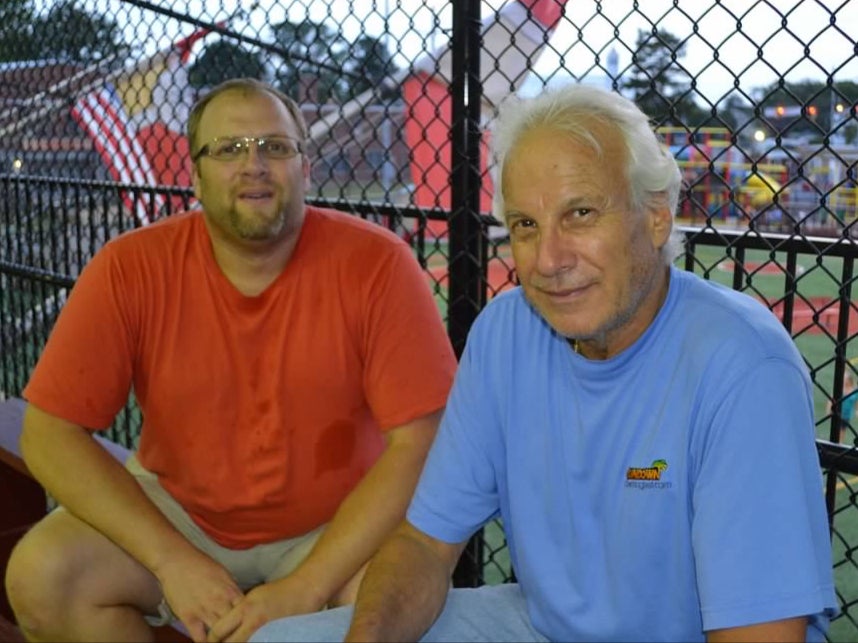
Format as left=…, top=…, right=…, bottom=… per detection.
left=24, top=207, right=457, bottom=548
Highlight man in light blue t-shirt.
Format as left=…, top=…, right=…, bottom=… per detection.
left=251, top=85, right=837, bottom=642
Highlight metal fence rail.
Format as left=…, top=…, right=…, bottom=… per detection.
left=2, top=0, right=858, bottom=638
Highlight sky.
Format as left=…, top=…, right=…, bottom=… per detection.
left=37, top=0, right=858, bottom=104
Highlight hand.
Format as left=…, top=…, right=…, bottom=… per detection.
left=155, top=550, right=244, bottom=642
left=206, top=576, right=325, bottom=642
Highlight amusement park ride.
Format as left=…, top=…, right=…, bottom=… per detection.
left=660, top=126, right=858, bottom=233
left=660, top=126, right=790, bottom=222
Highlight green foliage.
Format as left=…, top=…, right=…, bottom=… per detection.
left=188, top=40, right=266, bottom=88
left=270, top=20, right=345, bottom=103
left=37, top=1, right=129, bottom=63
left=757, top=79, right=858, bottom=141
left=269, top=19, right=398, bottom=103
left=710, top=94, right=754, bottom=133
left=0, top=0, right=37, bottom=62
left=346, top=34, right=399, bottom=100
left=843, top=123, right=858, bottom=146
left=621, top=28, right=707, bottom=128
left=0, top=0, right=128, bottom=64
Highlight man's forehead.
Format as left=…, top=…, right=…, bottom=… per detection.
left=506, top=122, right=625, bottom=178
left=199, top=90, right=298, bottom=136
left=519, top=117, right=622, bottom=154
left=502, top=123, right=630, bottom=213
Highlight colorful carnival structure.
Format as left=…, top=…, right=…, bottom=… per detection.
left=660, top=126, right=857, bottom=232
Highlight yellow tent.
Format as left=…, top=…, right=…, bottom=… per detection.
left=739, top=172, right=785, bottom=208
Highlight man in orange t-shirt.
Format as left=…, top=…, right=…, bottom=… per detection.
left=6, top=78, right=456, bottom=643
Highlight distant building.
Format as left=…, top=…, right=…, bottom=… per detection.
left=0, top=59, right=109, bottom=179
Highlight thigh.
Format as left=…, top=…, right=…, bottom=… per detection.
left=127, top=453, right=261, bottom=589
left=247, top=584, right=546, bottom=643
left=423, top=584, right=547, bottom=642
left=7, top=508, right=162, bottom=615
left=248, top=604, right=353, bottom=643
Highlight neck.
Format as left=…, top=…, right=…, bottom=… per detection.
left=204, top=220, right=302, bottom=297
left=573, top=264, right=671, bottom=360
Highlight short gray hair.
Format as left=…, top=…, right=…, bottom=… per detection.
left=490, top=84, right=683, bottom=261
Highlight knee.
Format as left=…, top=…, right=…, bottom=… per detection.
left=5, top=525, right=78, bottom=634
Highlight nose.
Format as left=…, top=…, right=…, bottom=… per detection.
left=240, top=141, right=269, bottom=173
left=534, top=226, right=574, bottom=277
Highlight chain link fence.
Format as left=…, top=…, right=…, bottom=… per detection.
left=1, top=0, right=858, bottom=638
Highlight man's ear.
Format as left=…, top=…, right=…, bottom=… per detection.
left=302, top=155, right=311, bottom=190
left=191, top=164, right=202, bottom=202
left=647, top=192, right=674, bottom=249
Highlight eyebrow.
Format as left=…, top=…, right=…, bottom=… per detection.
left=560, top=197, right=596, bottom=210
left=505, top=195, right=601, bottom=217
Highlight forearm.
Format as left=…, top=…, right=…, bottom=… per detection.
left=706, top=617, right=807, bottom=642
left=285, top=414, right=440, bottom=606
left=345, top=523, right=457, bottom=642
left=21, top=404, right=198, bottom=575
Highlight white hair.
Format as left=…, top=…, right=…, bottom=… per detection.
left=489, top=84, right=684, bottom=261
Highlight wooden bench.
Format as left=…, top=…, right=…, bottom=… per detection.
left=0, top=398, right=43, bottom=638
left=0, top=398, right=189, bottom=642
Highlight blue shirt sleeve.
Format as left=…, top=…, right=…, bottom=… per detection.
left=407, top=321, right=502, bottom=544
left=691, top=357, right=837, bottom=635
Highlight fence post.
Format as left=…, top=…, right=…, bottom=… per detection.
left=448, top=0, right=488, bottom=588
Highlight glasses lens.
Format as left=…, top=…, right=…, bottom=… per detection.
left=203, top=136, right=301, bottom=161
left=209, top=138, right=246, bottom=160
left=258, top=137, right=301, bottom=159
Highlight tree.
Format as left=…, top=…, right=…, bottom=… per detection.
left=757, top=80, right=858, bottom=142
left=188, top=40, right=266, bottom=89
left=345, top=34, right=399, bottom=100
left=711, top=94, right=754, bottom=132
left=269, top=19, right=398, bottom=103
left=621, top=28, right=706, bottom=127
left=270, top=20, right=346, bottom=103
left=0, top=0, right=128, bottom=64
left=0, top=0, right=38, bottom=62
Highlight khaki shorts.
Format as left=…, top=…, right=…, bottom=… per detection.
left=124, top=453, right=325, bottom=626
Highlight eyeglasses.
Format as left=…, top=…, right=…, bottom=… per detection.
left=192, top=135, right=304, bottom=162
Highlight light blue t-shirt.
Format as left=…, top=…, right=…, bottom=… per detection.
left=408, top=265, right=837, bottom=642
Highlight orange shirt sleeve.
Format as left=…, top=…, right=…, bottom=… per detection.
left=23, top=241, right=137, bottom=430
left=357, top=239, right=457, bottom=429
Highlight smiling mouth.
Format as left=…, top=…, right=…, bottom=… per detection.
left=538, top=284, right=591, bottom=299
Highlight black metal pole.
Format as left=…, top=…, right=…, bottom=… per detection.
left=447, top=0, right=486, bottom=355
left=448, top=0, right=487, bottom=588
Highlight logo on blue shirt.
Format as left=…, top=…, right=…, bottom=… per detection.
left=625, top=459, right=672, bottom=490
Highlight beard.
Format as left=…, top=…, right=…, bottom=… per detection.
left=227, top=203, right=288, bottom=241
left=197, top=172, right=306, bottom=245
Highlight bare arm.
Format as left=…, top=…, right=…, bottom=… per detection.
left=22, top=403, right=192, bottom=571
left=207, top=410, right=443, bottom=641
left=707, top=617, right=808, bottom=643
left=20, top=403, right=242, bottom=640
left=345, top=521, right=466, bottom=642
